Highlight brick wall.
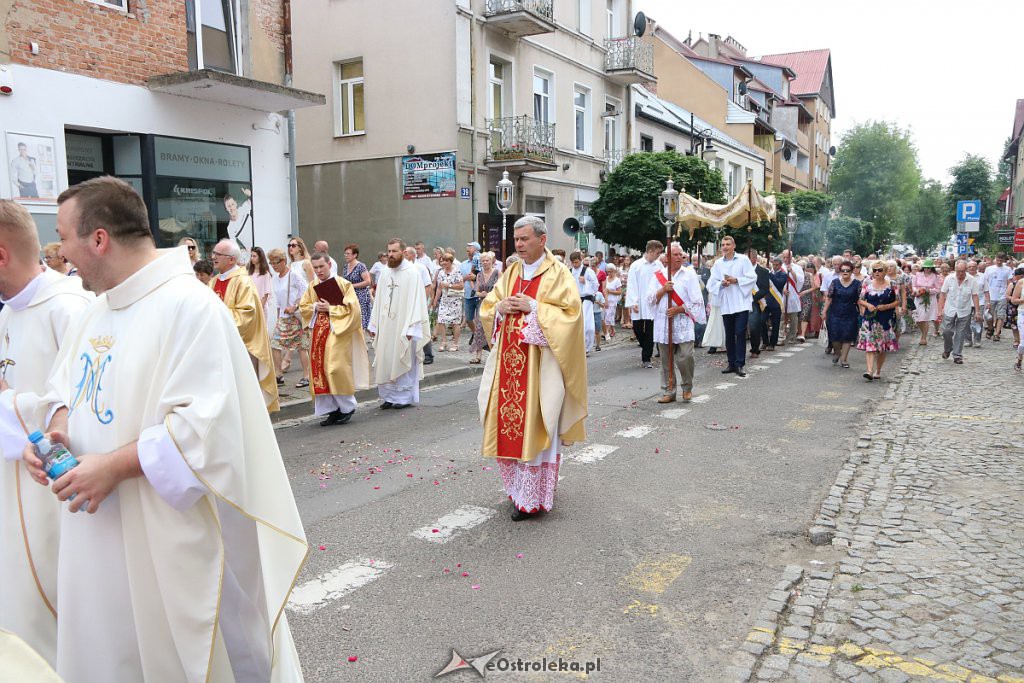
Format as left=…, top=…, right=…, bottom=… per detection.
left=3, top=0, right=286, bottom=85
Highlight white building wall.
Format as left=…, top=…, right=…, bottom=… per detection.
left=0, top=65, right=293, bottom=250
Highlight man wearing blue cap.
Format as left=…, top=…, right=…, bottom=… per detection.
left=462, top=241, right=482, bottom=340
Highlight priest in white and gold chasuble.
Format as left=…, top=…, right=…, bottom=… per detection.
left=478, top=217, right=587, bottom=518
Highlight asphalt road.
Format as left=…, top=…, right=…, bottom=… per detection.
left=278, top=336, right=883, bottom=682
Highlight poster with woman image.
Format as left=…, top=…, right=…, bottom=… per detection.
left=6, top=132, right=58, bottom=202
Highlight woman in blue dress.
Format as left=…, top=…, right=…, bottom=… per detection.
left=341, top=244, right=373, bottom=328
left=823, top=260, right=860, bottom=368
left=857, top=261, right=900, bottom=381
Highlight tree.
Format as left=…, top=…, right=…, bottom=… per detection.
left=825, top=215, right=873, bottom=255
left=830, top=121, right=921, bottom=253
left=901, top=179, right=949, bottom=254
left=947, top=154, right=997, bottom=246
left=591, top=151, right=725, bottom=252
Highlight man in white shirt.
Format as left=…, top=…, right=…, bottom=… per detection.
left=624, top=240, right=664, bottom=368
left=965, top=260, right=984, bottom=347
left=414, top=241, right=438, bottom=278
left=404, top=246, right=435, bottom=364
left=938, top=260, right=981, bottom=365
left=820, top=255, right=843, bottom=294
left=569, top=251, right=599, bottom=353
left=647, top=243, right=707, bottom=403
left=780, top=249, right=805, bottom=344
left=983, top=253, right=1012, bottom=341
left=314, top=240, right=339, bottom=277
left=707, top=236, right=757, bottom=377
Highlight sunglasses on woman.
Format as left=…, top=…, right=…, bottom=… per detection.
left=872, top=268, right=884, bottom=273
left=840, top=269, right=852, bottom=274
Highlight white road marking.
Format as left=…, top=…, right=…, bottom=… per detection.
left=287, top=558, right=394, bottom=614
left=616, top=424, right=655, bottom=439
left=714, top=382, right=737, bottom=390
left=567, top=443, right=620, bottom=463
left=790, top=346, right=808, bottom=352
left=776, top=352, right=795, bottom=357
left=660, top=408, right=690, bottom=419
left=690, top=394, right=711, bottom=403
left=763, top=358, right=783, bottom=364
left=749, top=365, right=769, bottom=371
left=411, top=505, right=497, bottom=544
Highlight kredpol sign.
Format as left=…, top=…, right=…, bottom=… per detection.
left=401, top=152, right=456, bottom=200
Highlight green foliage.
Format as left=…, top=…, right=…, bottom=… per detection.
left=830, top=121, right=921, bottom=253
left=591, top=152, right=726, bottom=251
left=947, top=154, right=997, bottom=243
left=825, top=215, right=874, bottom=255
left=900, top=179, right=949, bottom=254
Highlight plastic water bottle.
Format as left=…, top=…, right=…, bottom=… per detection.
left=27, top=430, right=79, bottom=481
left=971, top=319, right=982, bottom=337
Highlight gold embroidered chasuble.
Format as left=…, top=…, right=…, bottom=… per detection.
left=209, top=267, right=279, bottom=412
left=478, top=250, right=587, bottom=460
left=298, top=277, right=369, bottom=397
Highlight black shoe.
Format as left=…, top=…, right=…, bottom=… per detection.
left=380, top=401, right=394, bottom=410
left=735, top=368, right=747, bottom=378
left=423, top=356, right=434, bottom=365
left=276, top=375, right=285, bottom=386
left=707, top=347, right=719, bottom=354
left=392, top=403, right=412, bottom=410
left=320, top=410, right=342, bottom=426
left=721, top=366, right=737, bottom=374
left=510, top=506, right=535, bottom=521
left=336, top=410, right=354, bottom=425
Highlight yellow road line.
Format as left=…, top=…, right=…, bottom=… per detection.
left=622, top=554, right=692, bottom=595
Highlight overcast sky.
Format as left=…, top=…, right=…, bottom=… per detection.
left=636, top=0, right=1023, bottom=186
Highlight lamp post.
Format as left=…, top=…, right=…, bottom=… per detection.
left=782, top=206, right=799, bottom=339
left=660, top=178, right=679, bottom=393
left=688, top=113, right=717, bottom=166
left=496, top=170, right=514, bottom=254
left=786, top=206, right=798, bottom=249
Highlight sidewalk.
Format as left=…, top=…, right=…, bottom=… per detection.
left=731, top=342, right=1024, bottom=682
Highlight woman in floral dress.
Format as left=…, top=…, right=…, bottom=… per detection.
left=911, top=259, right=942, bottom=346
left=341, top=243, right=373, bottom=328
left=858, top=262, right=900, bottom=382
left=469, top=251, right=500, bottom=364
left=431, top=253, right=464, bottom=351
left=798, top=261, right=821, bottom=339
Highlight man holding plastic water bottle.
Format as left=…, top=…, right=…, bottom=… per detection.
left=0, top=200, right=91, bottom=669
left=17, top=177, right=307, bottom=682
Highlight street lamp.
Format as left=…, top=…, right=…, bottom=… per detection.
left=496, top=170, right=514, bottom=244
left=660, top=178, right=679, bottom=392
left=688, top=113, right=716, bottom=166
left=786, top=206, right=798, bottom=248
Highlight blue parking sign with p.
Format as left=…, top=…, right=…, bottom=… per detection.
left=956, top=200, right=981, bottom=222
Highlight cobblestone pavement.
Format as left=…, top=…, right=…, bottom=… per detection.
left=731, top=344, right=1024, bottom=683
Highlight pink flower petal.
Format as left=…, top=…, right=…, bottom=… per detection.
left=318, top=545, right=327, bottom=551
left=373, top=485, right=381, bottom=490
left=406, top=473, right=413, bottom=478
left=432, top=528, right=440, bottom=533
left=516, top=553, right=524, bottom=559
left=347, top=655, right=358, bottom=663
left=461, top=571, right=469, bottom=577
left=471, top=584, right=480, bottom=590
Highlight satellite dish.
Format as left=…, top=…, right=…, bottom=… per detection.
left=738, top=81, right=748, bottom=96
left=580, top=216, right=596, bottom=234
left=828, top=145, right=837, bottom=156
left=633, top=11, right=647, bottom=37
left=783, top=148, right=793, bottom=161
left=562, top=217, right=581, bottom=237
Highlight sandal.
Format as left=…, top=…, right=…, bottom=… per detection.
left=451, top=347, right=459, bottom=352
left=296, top=378, right=309, bottom=388
left=832, top=357, right=839, bottom=365
left=863, top=373, right=873, bottom=381
left=842, top=362, right=850, bottom=368
left=1015, top=359, right=1022, bottom=372
left=469, top=357, right=482, bottom=364
left=438, top=345, right=448, bottom=352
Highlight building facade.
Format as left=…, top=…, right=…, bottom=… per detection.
left=1004, top=99, right=1024, bottom=228
left=291, top=0, right=652, bottom=259
left=1, top=0, right=322, bottom=252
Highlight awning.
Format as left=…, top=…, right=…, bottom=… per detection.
left=148, top=69, right=325, bottom=113
left=675, top=180, right=778, bottom=238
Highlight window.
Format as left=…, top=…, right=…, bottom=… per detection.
left=525, top=197, right=547, bottom=222
left=577, top=0, right=591, bottom=36
left=334, top=60, right=365, bottom=136
left=573, top=85, right=591, bottom=153
left=186, top=0, right=238, bottom=73
left=604, top=99, right=619, bottom=156
left=606, top=0, right=616, bottom=38
left=664, top=143, right=676, bottom=152
left=533, top=70, right=552, bottom=124
left=729, top=163, right=741, bottom=195
left=640, top=135, right=654, bottom=152
left=746, top=168, right=753, bottom=185
left=88, top=0, right=127, bottom=9
left=489, top=58, right=507, bottom=121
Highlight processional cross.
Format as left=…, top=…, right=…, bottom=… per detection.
left=385, top=280, right=400, bottom=319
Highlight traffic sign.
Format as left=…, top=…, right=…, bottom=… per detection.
left=956, top=200, right=981, bottom=223
left=955, top=233, right=967, bottom=255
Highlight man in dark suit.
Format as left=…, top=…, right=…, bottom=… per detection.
left=748, top=249, right=771, bottom=357
left=764, top=257, right=787, bottom=351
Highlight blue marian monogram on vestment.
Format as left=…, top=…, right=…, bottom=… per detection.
left=70, top=336, right=115, bottom=425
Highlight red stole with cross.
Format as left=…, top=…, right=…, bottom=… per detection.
left=495, top=273, right=543, bottom=458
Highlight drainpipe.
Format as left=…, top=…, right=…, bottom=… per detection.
left=284, top=0, right=300, bottom=236
left=469, top=10, right=477, bottom=245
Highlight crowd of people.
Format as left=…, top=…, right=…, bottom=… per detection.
left=3, top=172, right=1024, bottom=679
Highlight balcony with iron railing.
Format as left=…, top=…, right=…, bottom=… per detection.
left=483, top=0, right=556, bottom=39
left=484, top=115, right=557, bottom=173
left=603, top=148, right=643, bottom=172
left=604, top=37, right=656, bottom=86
